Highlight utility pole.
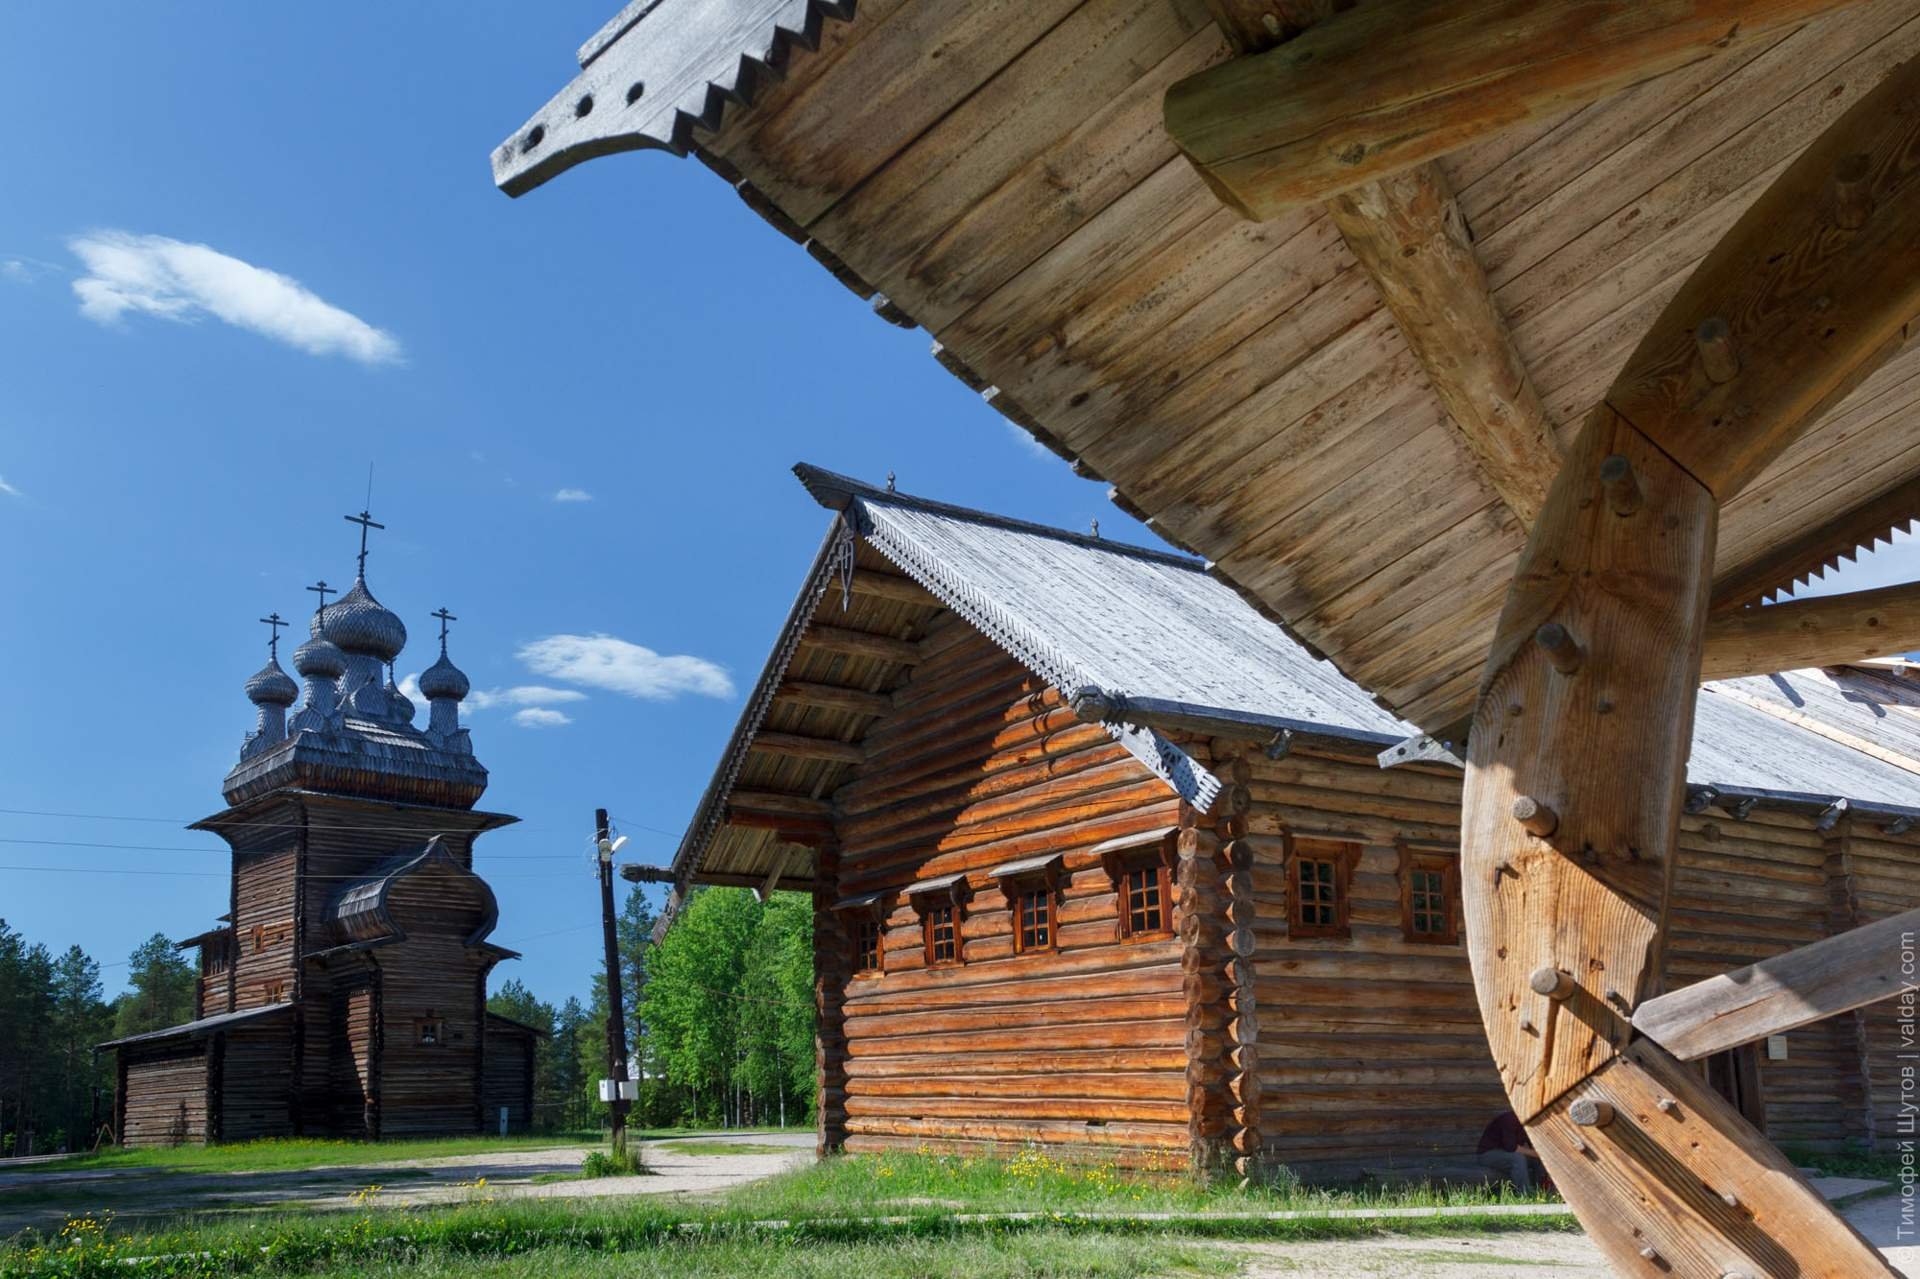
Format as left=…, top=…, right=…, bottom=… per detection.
left=596, top=807, right=631, bottom=1154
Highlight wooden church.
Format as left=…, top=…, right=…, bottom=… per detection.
left=654, top=466, right=1920, bottom=1180
left=102, top=520, right=540, bottom=1145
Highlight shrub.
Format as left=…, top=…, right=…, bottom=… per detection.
left=581, top=1142, right=647, bottom=1178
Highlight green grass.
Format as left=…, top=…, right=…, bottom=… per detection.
left=4, top=1134, right=611, bottom=1177
left=1, top=1149, right=1574, bottom=1278
left=653, top=1142, right=796, bottom=1158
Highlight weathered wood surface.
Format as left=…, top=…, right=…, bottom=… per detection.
left=1460, top=57, right=1920, bottom=1276
left=1634, top=904, right=1920, bottom=1061
left=1327, top=163, right=1559, bottom=528
left=1700, top=582, right=1920, bottom=679
left=1163, top=0, right=1862, bottom=219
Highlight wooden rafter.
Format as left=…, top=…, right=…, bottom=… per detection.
left=1711, top=473, right=1920, bottom=611
left=1633, top=906, right=1920, bottom=1061
left=1327, top=165, right=1559, bottom=527
left=1700, top=581, right=1920, bottom=680
left=750, top=731, right=867, bottom=764
left=1165, top=0, right=1861, bottom=220
left=798, top=624, right=921, bottom=665
left=774, top=680, right=894, bottom=717
left=847, top=569, right=940, bottom=606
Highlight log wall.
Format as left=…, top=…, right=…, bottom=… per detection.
left=119, top=1043, right=209, bottom=1147
left=481, top=1021, right=535, bottom=1134
left=220, top=1023, right=295, bottom=1141
left=1835, top=823, right=1920, bottom=1151
left=830, top=637, right=1191, bottom=1168
left=373, top=872, right=493, bottom=1137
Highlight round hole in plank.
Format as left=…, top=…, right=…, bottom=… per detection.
left=626, top=81, right=645, bottom=106
left=575, top=94, right=594, bottom=118
left=522, top=125, right=546, bottom=153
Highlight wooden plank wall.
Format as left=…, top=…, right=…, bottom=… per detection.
left=481, top=1023, right=534, bottom=1134
left=221, top=1023, right=295, bottom=1141
left=120, top=1044, right=209, bottom=1147
left=1233, top=738, right=1909, bottom=1177
left=1836, top=822, right=1920, bottom=1150
left=374, top=872, right=494, bottom=1137
left=829, top=636, right=1191, bottom=1168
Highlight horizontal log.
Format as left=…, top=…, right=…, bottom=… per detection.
left=751, top=731, right=867, bottom=765
left=773, top=680, right=895, bottom=718
left=1700, top=582, right=1920, bottom=680
left=800, top=624, right=923, bottom=665
left=728, top=790, right=832, bottom=818
left=848, top=569, right=941, bottom=606
left=1633, top=906, right=1920, bottom=1061
left=1163, top=0, right=1855, bottom=219
left=845, top=1095, right=1189, bottom=1124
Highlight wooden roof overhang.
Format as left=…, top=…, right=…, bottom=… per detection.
left=495, top=0, right=1920, bottom=738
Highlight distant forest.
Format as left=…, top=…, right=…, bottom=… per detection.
left=0, top=886, right=813, bottom=1153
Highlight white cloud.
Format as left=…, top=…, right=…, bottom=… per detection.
left=0, top=475, right=19, bottom=498
left=1, top=255, right=58, bottom=283
left=67, top=231, right=400, bottom=365
left=513, top=707, right=573, bottom=728
left=553, top=488, right=593, bottom=503
left=1005, top=421, right=1055, bottom=460
left=519, top=633, right=734, bottom=701
left=467, top=685, right=587, bottom=711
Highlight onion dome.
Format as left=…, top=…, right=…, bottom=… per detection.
left=419, top=650, right=470, bottom=702
left=245, top=658, right=299, bottom=707
left=293, top=634, right=347, bottom=680
left=386, top=666, right=416, bottom=723
left=311, top=574, right=407, bottom=661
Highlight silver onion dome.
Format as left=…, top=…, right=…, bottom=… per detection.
left=292, top=635, right=348, bottom=679
left=419, top=651, right=470, bottom=702
left=245, top=658, right=300, bottom=707
left=311, top=574, right=408, bottom=661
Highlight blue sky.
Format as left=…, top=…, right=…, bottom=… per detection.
left=0, top=4, right=1136, bottom=1003
left=2, top=5, right=1912, bottom=1005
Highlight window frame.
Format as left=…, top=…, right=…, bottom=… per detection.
left=1010, top=879, right=1057, bottom=955
left=851, top=911, right=885, bottom=976
left=1099, top=831, right=1177, bottom=942
left=415, top=1016, right=446, bottom=1047
left=905, top=877, right=969, bottom=970
left=1286, top=836, right=1361, bottom=940
left=1397, top=842, right=1460, bottom=946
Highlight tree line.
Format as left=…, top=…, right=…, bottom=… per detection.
left=488, top=885, right=816, bottom=1133
left=0, top=920, right=199, bottom=1155
left=0, top=884, right=815, bottom=1150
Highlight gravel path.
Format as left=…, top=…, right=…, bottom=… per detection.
left=0, top=1131, right=814, bottom=1236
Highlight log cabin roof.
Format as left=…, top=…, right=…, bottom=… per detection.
left=493, top=1, right=1920, bottom=738
left=326, top=835, right=514, bottom=954
left=99, top=1004, right=290, bottom=1050
left=661, top=465, right=1920, bottom=917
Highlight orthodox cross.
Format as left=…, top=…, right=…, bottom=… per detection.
left=259, top=612, right=288, bottom=661
left=307, top=580, right=334, bottom=621
left=431, top=607, right=457, bottom=653
left=344, top=508, right=385, bottom=576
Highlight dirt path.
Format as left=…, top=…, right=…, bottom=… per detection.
left=0, top=1131, right=814, bottom=1237
left=1226, top=1194, right=1915, bottom=1277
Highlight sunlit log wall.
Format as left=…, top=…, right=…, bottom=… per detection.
left=813, top=635, right=1914, bottom=1176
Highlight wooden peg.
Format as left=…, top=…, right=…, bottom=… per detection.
left=1655, top=1097, right=1675, bottom=1113
left=1833, top=152, right=1873, bottom=230
left=1529, top=966, right=1574, bottom=1001
left=1535, top=623, right=1583, bottom=675
left=1696, top=317, right=1739, bottom=384
left=1513, top=796, right=1559, bottom=838
left=1639, top=1246, right=1660, bottom=1262
left=1721, top=1190, right=1741, bottom=1210
left=1599, top=454, right=1642, bottom=516
left=1569, top=1098, right=1615, bottom=1128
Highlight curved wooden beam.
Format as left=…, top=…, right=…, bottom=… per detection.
left=1462, top=54, right=1920, bottom=1276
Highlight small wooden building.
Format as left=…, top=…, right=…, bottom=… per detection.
left=104, top=560, right=540, bottom=1145
left=655, top=465, right=1920, bottom=1179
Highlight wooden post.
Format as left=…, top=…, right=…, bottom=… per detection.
left=813, top=845, right=849, bottom=1156
left=1177, top=805, right=1233, bottom=1179
left=596, top=807, right=631, bottom=1154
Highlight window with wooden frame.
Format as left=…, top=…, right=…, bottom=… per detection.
left=251, top=923, right=267, bottom=953
left=852, top=914, right=884, bottom=975
left=416, top=1016, right=445, bottom=1047
left=906, top=875, right=968, bottom=969
left=1397, top=843, right=1460, bottom=945
left=263, top=980, right=286, bottom=1003
left=1093, top=830, right=1177, bottom=942
left=989, top=853, right=1064, bottom=956
left=1287, top=837, right=1361, bottom=939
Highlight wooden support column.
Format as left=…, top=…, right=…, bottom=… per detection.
left=1459, top=54, right=1920, bottom=1277
left=813, top=845, right=850, bottom=1157
left=1213, top=749, right=1265, bottom=1180
left=1177, top=806, right=1232, bottom=1179
left=1823, top=831, right=1879, bottom=1151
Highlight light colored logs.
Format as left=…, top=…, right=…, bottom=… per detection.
left=1178, top=821, right=1234, bottom=1177
left=1162, top=0, right=1859, bottom=220
left=1326, top=163, right=1558, bottom=528
left=1632, top=905, right=1920, bottom=1061
left=847, top=569, right=940, bottom=606
left=1699, top=582, right=1920, bottom=681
